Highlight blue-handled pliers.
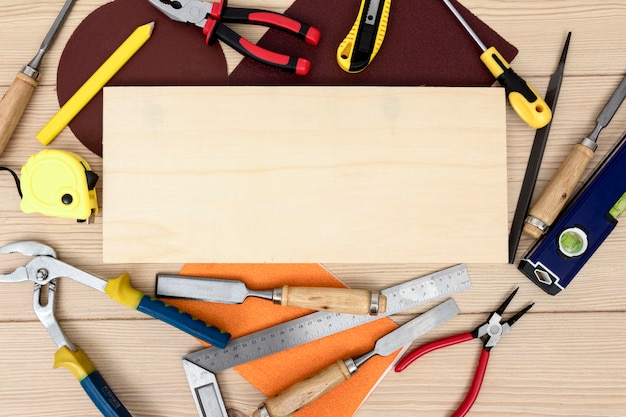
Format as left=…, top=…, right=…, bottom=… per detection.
left=0, top=241, right=232, bottom=416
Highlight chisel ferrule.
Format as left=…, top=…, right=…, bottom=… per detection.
left=20, top=65, right=40, bottom=80
left=344, top=358, right=358, bottom=374
left=524, top=216, right=548, bottom=233
left=256, top=405, right=271, bottom=417
left=580, top=136, right=599, bottom=152
left=271, top=288, right=283, bottom=304
left=369, top=291, right=381, bottom=315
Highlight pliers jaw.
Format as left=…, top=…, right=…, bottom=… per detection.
left=147, top=0, right=213, bottom=28
left=33, top=279, right=76, bottom=351
left=0, top=241, right=108, bottom=291
left=473, top=287, right=534, bottom=350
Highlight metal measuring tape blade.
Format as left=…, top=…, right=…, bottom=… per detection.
left=184, top=264, right=471, bottom=373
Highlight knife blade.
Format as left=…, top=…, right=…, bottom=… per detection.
left=156, top=274, right=387, bottom=315
left=252, top=298, right=460, bottom=417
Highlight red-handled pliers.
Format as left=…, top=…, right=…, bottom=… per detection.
left=395, top=288, right=534, bottom=417
left=148, top=0, right=321, bottom=75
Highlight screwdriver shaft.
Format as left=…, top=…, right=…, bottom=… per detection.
left=442, top=0, right=487, bottom=51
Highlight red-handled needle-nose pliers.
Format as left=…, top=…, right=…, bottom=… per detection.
left=148, top=0, right=321, bottom=75
left=395, top=288, right=534, bottom=417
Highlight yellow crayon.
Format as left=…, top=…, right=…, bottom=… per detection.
left=37, top=21, right=154, bottom=146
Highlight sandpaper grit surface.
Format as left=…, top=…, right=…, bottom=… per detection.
left=229, top=0, right=518, bottom=85
left=103, top=86, right=508, bottom=264
left=56, top=0, right=229, bottom=156
left=164, top=263, right=401, bottom=417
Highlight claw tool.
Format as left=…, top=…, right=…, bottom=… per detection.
left=337, top=0, right=391, bottom=73
left=0, top=0, right=77, bottom=154
left=156, top=274, right=387, bottom=315
left=442, top=0, right=551, bottom=128
left=523, top=73, right=626, bottom=239
left=253, top=298, right=460, bottom=417
left=519, top=132, right=626, bottom=295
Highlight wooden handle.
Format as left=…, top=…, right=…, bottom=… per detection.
left=253, top=359, right=354, bottom=417
left=281, top=286, right=387, bottom=315
left=523, top=143, right=595, bottom=239
left=0, top=72, right=38, bottom=154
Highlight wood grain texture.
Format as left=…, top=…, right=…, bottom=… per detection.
left=102, top=86, right=508, bottom=263
left=1, top=1, right=626, bottom=416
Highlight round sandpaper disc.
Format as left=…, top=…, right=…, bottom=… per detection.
left=56, top=0, right=229, bottom=157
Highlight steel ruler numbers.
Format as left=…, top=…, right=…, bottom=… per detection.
left=186, top=264, right=471, bottom=372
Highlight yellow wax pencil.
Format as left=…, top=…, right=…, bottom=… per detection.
left=37, top=21, right=154, bottom=146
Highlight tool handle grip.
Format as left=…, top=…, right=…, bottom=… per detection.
left=204, top=22, right=311, bottom=75
left=253, top=359, right=354, bottom=417
left=480, top=47, right=552, bottom=129
left=136, top=295, right=231, bottom=348
left=105, top=274, right=231, bottom=348
left=395, top=332, right=474, bottom=372
left=220, top=8, right=320, bottom=45
left=53, top=345, right=132, bottom=417
left=336, top=0, right=390, bottom=73
left=0, top=72, right=37, bottom=154
left=281, top=286, right=386, bottom=315
left=451, top=349, right=490, bottom=417
left=523, top=143, right=595, bottom=239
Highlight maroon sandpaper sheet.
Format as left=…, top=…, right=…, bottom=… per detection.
left=56, top=0, right=229, bottom=156
left=229, top=0, right=518, bottom=85
left=56, top=0, right=517, bottom=156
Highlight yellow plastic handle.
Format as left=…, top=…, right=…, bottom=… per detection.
left=19, top=149, right=99, bottom=221
left=336, top=0, right=391, bottom=73
left=480, top=46, right=552, bottom=129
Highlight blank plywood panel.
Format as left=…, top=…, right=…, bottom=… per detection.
left=103, top=86, right=507, bottom=263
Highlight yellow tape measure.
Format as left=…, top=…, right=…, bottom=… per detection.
left=18, top=149, right=99, bottom=222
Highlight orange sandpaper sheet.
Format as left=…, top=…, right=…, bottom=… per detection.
left=163, top=263, right=399, bottom=417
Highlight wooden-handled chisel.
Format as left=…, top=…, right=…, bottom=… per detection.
left=523, top=74, right=626, bottom=239
left=252, top=298, right=460, bottom=417
left=0, top=0, right=77, bottom=154
left=156, top=274, right=387, bottom=315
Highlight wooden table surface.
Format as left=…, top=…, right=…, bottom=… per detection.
left=1, top=1, right=626, bottom=416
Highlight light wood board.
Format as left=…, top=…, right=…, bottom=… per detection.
left=102, top=86, right=507, bottom=263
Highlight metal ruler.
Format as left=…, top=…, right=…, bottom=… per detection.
left=185, top=264, right=471, bottom=372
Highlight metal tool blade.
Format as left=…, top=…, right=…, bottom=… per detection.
left=156, top=274, right=273, bottom=304
left=184, top=264, right=471, bottom=372
left=354, top=298, right=459, bottom=367
left=508, top=32, right=571, bottom=263
left=26, top=0, right=78, bottom=73
left=182, top=359, right=229, bottom=417
left=587, top=74, right=626, bottom=142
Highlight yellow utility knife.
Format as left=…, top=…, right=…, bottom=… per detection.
left=337, top=0, right=391, bottom=73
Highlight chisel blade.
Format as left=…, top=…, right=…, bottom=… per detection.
left=354, top=298, right=459, bottom=367
left=589, top=74, right=626, bottom=142
left=156, top=274, right=271, bottom=304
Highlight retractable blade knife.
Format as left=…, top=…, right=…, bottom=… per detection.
left=337, top=0, right=391, bottom=72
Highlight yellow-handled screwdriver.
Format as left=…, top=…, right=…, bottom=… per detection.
left=442, top=0, right=551, bottom=129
